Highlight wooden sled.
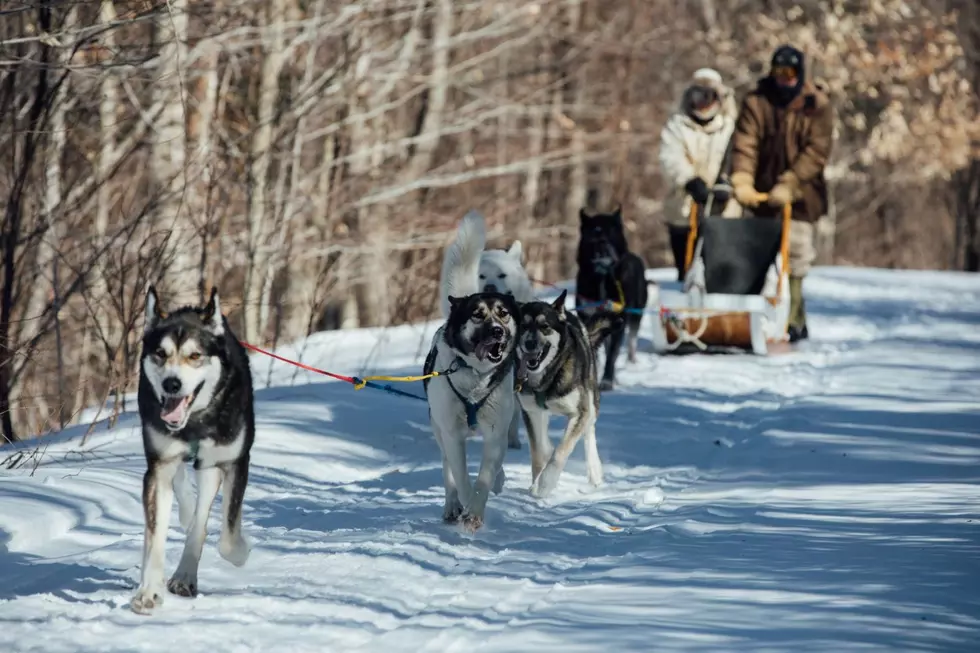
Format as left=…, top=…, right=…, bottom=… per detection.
left=650, top=194, right=791, bottom=355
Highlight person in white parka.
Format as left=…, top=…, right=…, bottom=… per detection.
left=658, top=67, right=742, bottom=279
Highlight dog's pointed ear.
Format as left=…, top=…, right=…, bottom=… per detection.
left=202, top=287, right=224, bottom=335
left=507, top=240, right=523, bottom=262
left=579, top=208, right=591, bottom=223
left=551, top=289, right=568, bottom=320
left=447, top=295, right=464, bottom=312
left=144, top=285, right=165, bottom=334
left=611, top=204, right=623, bottom=224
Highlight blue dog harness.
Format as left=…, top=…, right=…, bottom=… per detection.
left=445, top=356, right=512, bottom=429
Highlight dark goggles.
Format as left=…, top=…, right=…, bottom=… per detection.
left=687, top=85, right=719, bottom=109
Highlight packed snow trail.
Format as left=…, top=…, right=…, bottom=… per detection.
left=1, top=267, right=979, bottom=652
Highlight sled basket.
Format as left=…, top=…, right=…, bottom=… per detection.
left=651, top=197, right=792, bottom=355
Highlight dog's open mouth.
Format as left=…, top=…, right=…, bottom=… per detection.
left=477, top=339, right=507, bottom=364
left=521, top=343, right=550, bottom=372
left=160, top=383, right=203, bottom=430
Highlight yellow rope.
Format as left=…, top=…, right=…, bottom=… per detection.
left=353, top=359, right=463, bottom=390
left=604, top=280, right=626, bottom=313
left=353, top=370, right=441, bottom=390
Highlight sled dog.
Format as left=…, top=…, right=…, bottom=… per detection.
left=576, top=206, right=649, bottom=391
left=425, top=211, right=520, bottom=531
left=478, top=239, right=535, bottom=450
left=515, top=289, right=621, bottom=498
left=131, top=286, right=254, bottom=615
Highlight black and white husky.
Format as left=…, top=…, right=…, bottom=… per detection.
left=515, top=290, right=621, bottom=498
left=130, top=287, right=254, bottom=615
left=424, top=211, right=520, bottom=531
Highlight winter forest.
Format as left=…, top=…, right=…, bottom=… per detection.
left=2, top=0, right=979, bottom=443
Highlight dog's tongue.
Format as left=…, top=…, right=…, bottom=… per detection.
left=476, top=340, right=497, bottom=360
left=161, top=396, right=190, bottom=425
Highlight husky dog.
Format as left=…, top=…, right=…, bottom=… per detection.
left=515, top=289, right=621, bottom=498
left=478, top=240, right=534, bottom=304
left=130, top=287, right=254, bottom=615
left=478, top=240, right=535, bottom=450
left=576, top=206, right=649, bottom=391
left=425, top=211, right=520, bottom=531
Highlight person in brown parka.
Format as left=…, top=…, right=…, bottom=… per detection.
left=730, top=45, right=834, bottom=342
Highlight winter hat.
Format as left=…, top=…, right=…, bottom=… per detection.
left=692, top=67, right=723, bottom=86
left=769, top=45, right=806, bottom=105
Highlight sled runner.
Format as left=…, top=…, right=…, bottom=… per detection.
left=650, top=190, right=791, bottom=355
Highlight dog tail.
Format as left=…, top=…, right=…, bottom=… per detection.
left=439, top=210, right=486, bottom=319
left=584, top=312, right=626, bottom=350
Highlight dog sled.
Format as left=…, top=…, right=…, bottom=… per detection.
left=649, top=189, right=792, bottom=355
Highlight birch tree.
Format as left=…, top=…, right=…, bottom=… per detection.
left=153, top=0, right=195, bottom=302
left=243, top=0, right=286, bottom=343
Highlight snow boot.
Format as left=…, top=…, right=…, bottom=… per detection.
left=787, top=275, right=809, bottom=343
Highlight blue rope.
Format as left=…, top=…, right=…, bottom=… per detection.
left=576, top=300, right=649, bottom=315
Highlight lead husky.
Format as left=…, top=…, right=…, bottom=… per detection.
left=515, top=289, right=621, bottom=498
left=425, top=211, right=520, bottom=531
left=130, top=287, right=254, bottom=615
left=478, top=239, right=535, bottom=450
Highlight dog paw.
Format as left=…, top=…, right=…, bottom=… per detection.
left=530, top=465, right=561, bottom=498
left=442, top=499, right=464, bottom=523
left=167, top=572, right=198, bottom=598
left=492, top=468, right=506, bottom=495
left=461, top=512, right=484, bottom=532
left=219, top=534, right=251, bottom=567
left=130, top=587, right=164, bottom=614
left=587, top=464, right=604, bottom=488
left=599, top=378, right=615, bottom=392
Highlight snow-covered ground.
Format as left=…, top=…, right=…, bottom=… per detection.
left=2, top=267, right=979, bottom=652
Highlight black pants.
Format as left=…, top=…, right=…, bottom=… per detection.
left=667, top=224, right=691, bottom=280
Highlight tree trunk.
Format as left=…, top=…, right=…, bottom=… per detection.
left=243, top=0, right=285, bottom=343
left=277, top=0, right=330, bottom=342
left=1, top=3, right=53, bottom=443
left=954, top=159, right=980, bottom=271
left=92, top=0, right=120, bottom=356
left=562, top=0, right=587, bottom=275
left=10, top=5, right=76, bottom=433
left=153, top=0, right=195, bottom=303
left=347, top=23, right=381, bottom=327
left=188, top=49, right=220, bottom=301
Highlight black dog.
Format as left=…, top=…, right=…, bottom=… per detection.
left=575, top=206, right=649, bottom=391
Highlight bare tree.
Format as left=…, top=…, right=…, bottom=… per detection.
left=1, top=0, right=977, bottom=442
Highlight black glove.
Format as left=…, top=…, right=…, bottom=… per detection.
left=684, top=177, right=710, bottom=205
